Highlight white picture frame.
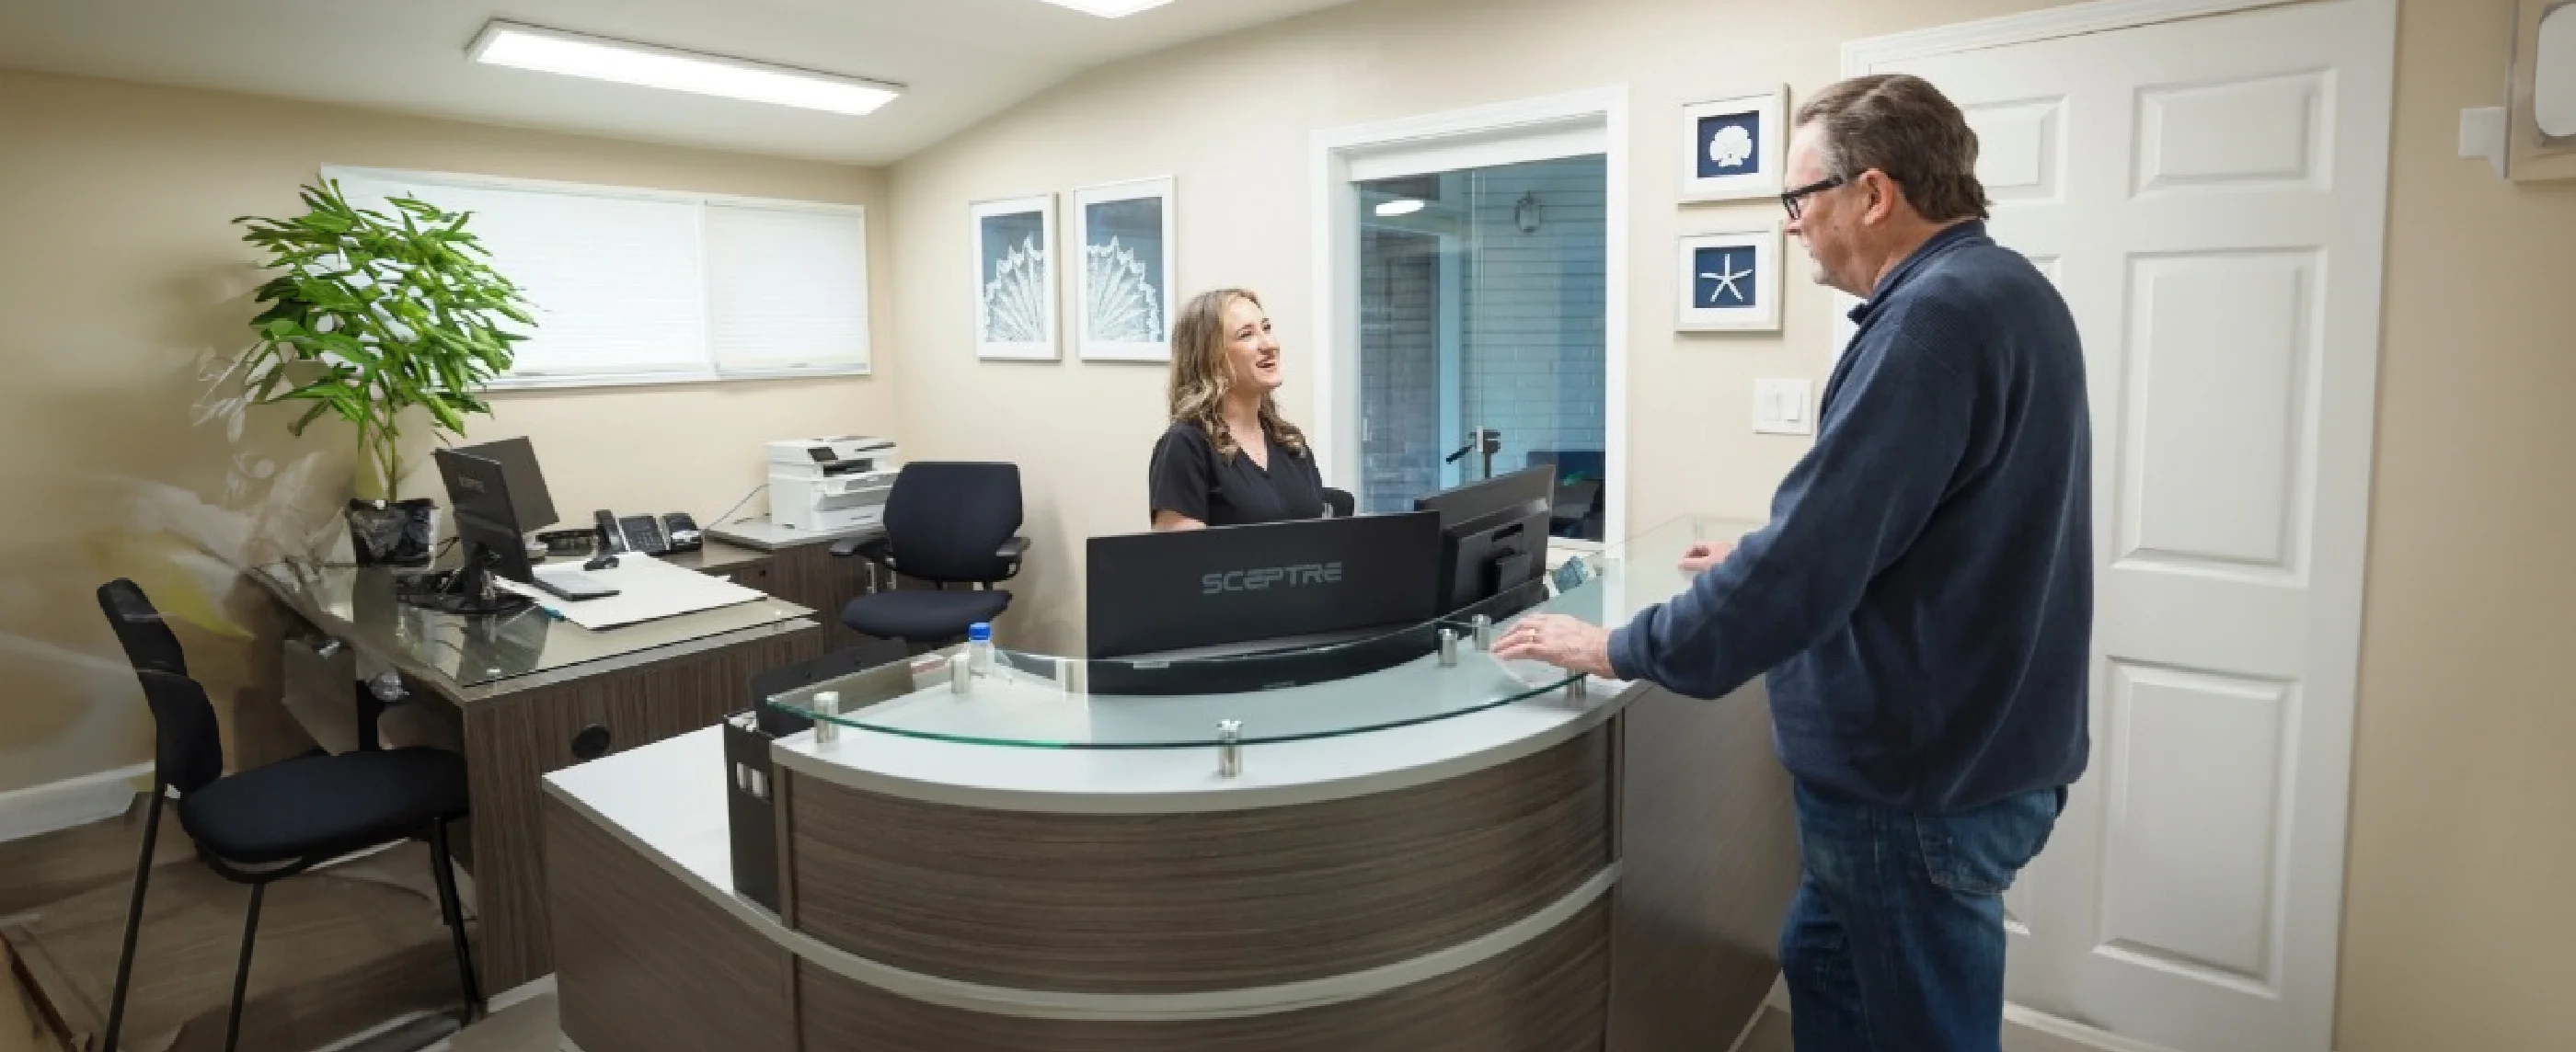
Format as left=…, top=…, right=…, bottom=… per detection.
left=971, top=194, right=1058, bottom=360
left=1676, top=226, right=1784, bottom=333
left=1679, top=86, right=1788, bottom=202
left=1071, top=176, right=1177, bottom=361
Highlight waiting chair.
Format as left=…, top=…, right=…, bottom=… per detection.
left=1322, top=487, right=1355, bottom=518
left=96, top=579, right=480, bottom=1052
left=829, top=463, right=1029, bottom=646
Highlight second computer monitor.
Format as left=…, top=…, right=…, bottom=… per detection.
left=1415, top=464, right=1557, bottom=617
left=432, top=445, right=539, bottom=589
left=451, top=436, right=558, bottom=534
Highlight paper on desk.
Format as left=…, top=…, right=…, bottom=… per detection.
left=498, top=553, right=765, bottom=630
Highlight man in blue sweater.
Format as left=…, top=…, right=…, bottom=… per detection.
left=1497, top=74, right=2090, bottom=1052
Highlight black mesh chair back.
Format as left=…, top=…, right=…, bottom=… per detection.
left=99, top=580, right=220, bottom=795
left=98, top=577, right=189, bottom=677
left=1323, top=487, right=1355, bottom=518
left=881, top=463, right=1023, bottom=584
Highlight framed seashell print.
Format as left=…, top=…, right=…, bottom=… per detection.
left=1071, top=177, right=1177, bottom=362
left=1680, top=86, right=1788, bottom=203
left=972, top=194, right=1058, bottom=360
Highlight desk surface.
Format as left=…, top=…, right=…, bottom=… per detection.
left=251, top=557, right=813, bottom=700
left=755, top=516, right=1755, bottom=812
left=706, top=515, right=881, bottom=552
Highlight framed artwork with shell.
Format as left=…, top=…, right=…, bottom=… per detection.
left=1071, top=177, right=1176, bottom=362
left=1680, top=86, right=1789, bottom=203
left=972, top=194, right=1057, bottom=360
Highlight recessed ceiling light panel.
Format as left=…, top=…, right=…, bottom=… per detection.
left=1034, top=0, right=1178, bottom=17
left=468, top=20, right=903, bottom=116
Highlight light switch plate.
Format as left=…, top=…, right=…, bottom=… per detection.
left=1754, top=378, right=1813, bottom=435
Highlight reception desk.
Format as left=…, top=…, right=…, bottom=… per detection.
left=540, top=519, right=1800, bottom=1051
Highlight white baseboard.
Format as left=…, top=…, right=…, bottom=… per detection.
left=0, top=762, right=148, bottom=844
left=489, top=974, right=556, bottom=1014
left=2003, top=1004, right=2188, bottom=1052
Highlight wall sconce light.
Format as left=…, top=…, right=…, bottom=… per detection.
left=1515, top=191, right=1542, bottom=234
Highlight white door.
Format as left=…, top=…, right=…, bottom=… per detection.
left=1857, top=2, right=2395, bottom=1049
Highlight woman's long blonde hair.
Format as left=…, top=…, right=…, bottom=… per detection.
left=1167, top=288, right=1307, bottom=461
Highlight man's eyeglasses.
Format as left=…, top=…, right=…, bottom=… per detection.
left=1780, top=175, right=1847, bottom=221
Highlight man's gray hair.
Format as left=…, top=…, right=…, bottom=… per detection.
left=1795, top=74, right=1989, bottom=223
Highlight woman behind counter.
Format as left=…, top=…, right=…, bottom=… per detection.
left=1148, top=288, right=1330, bottom=531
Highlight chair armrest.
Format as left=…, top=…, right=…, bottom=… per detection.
left=830, top=535, right=896, bottom=570
left=995, top=536, right=1030, bottom=581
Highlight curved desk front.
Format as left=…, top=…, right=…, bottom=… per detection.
left=539, top=519, right=1800, bottom=1052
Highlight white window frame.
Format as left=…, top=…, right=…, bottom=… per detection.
left=318, top=164, right=871, bottom=391
left=1309, top=87, right=1631, bottom=549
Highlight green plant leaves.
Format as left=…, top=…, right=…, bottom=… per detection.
left=234, top=176, right=534, bottom=500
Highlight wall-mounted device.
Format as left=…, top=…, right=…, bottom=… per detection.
left=767, top=435, right=900, bottom=535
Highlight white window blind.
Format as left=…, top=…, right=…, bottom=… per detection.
left=705, top=203, right=871, bottom=373
left=320, top=165, right=869, bottom=387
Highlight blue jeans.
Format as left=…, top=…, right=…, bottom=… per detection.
left=1778, top=781, right=2064, bottom=1052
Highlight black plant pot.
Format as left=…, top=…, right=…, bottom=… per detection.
left=346, top=497, right=439, bottom=566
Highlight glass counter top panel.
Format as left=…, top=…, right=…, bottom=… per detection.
left=253, top=558, right=811, bottom=689
left=764, top=516, right=1742, bottom=749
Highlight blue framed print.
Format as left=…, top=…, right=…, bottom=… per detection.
left=1072, top=176, right=1177, bottom=362
left=971, top=193, right=1057, bottom=360
left=1676, top=226, right=1783, bottom=332
left=1680, top=86, right=1788, bottom=202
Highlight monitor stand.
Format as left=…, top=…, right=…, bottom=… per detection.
left=397, top=548, right=535, bottom=617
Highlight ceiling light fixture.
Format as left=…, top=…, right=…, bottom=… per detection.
left=467, top=20, right=904, bottom=116
left=1374, top=199, right=1427, bottom=218
left=1033, top=0, right=1178, bottom=17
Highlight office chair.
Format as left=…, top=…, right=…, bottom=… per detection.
left=1323, top=487, right=1355, bottom=518
left=96, top=580, right=480, bottom=1052
left=829, top=463, right=1029, bottom=646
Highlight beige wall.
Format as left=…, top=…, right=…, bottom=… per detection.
left=881, top=0, right=2574, bottom=1047
left=0, top=69, right=894, bottom=793
left=2335, top=1, right=2576, bottom=1049
left=884, top=0, right=2041, bottom=653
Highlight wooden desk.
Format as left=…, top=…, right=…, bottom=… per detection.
left=249, top=558, right=827, bottom=994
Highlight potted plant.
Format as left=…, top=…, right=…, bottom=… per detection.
left=235, top=179, right=533, bottom=565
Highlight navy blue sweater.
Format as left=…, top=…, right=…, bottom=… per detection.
left=1607, top=222, right=2092, bottom=814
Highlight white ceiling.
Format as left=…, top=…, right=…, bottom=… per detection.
left=0, top=0, right=1360, bottom=165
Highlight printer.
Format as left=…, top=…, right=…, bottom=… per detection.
left=767, top=436, right=901, bottom=535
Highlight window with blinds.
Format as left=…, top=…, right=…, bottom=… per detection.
left=319, top=165, right=870, bottom=387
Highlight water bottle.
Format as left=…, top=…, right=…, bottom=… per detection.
left=967, top=622, right=995, bottom=677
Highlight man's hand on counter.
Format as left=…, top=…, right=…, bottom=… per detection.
left=1492, top=614, right=1616, bottom=680
left=1679, top=541, right=1735, bottom=575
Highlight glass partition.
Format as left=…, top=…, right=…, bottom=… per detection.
left=765, top=515, right=1738, bottom=749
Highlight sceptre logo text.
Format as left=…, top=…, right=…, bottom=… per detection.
left=1202, top=563, right=1343, bottom=595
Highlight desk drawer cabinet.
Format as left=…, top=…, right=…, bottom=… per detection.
left=462, top=625, right=813, bottom=992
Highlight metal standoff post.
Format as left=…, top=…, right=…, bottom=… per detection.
left=1564, top=677, right=1589, bottom=704
left=1216, top=720, right=1243, bottom=778
left=1471, top=614, right=1494, bottom=650
left=812, top=691, right=840, bottom=744
left=949, top=655, right=971, bottom=694
left=1438, top=628, right=1461, bottom=667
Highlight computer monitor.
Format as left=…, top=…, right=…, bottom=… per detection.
left=454, top=436, right=558, bottom=533
left=1415, top=465, right=1556, bottom=617
left=415, top=445, right=540, bottom=615
left=1086, top=511, right=1442, bottom=661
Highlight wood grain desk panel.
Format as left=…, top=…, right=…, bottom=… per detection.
left=546, top=794, right=794, bottom=1052
left=784, top=726, right=1610, bottom=993
left=466, top=623, right=814, bottom=991
left=796, top=899, right=1610, bottom=1052
left=1605, top=681, right=1801, bottom=1052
